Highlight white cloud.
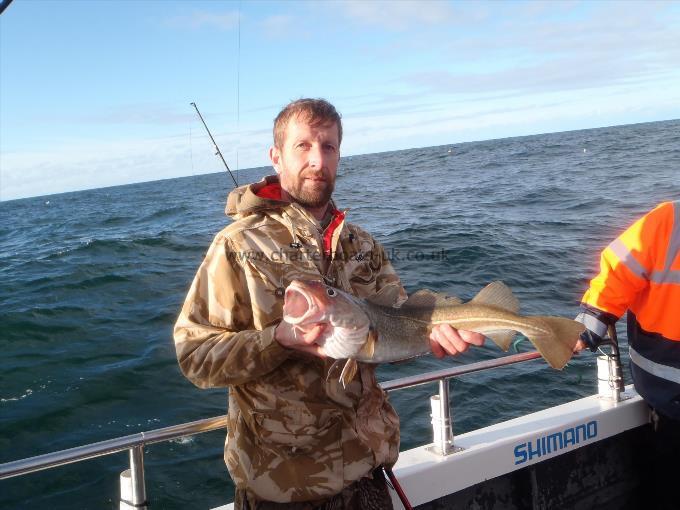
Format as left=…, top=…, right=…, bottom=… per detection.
left=0, top=128, right=272, bottom=201
left=79, top=103, right=196, bottom=126
left=164, top=10, right=239, bottom=31
left=260, top=14, right=296, bottom=38
left=339, top=82, right=680, bottom=157
left=404, top=56, right=679, bottom=97
left=328, top=0, right=679, bottom=96
left=378, top=1, right=680, bottom=99
left=336, top=0, right=456, bottom=30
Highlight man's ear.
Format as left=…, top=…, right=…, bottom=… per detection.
left=269, top=146, right=281, bottom=174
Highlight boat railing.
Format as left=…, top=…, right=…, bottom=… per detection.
left=1, top=349, right=620, bottom=509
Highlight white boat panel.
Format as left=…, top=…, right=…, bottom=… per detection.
left=389, top=386, right=648, bottom=508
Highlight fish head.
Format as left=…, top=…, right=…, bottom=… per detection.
left=283, top=279, right=370, bottom=331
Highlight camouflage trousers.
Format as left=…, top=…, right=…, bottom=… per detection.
left=234, top=468, right=394, bottom=510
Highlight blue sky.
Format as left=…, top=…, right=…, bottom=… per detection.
left=1, top=0, right=679, bottom=201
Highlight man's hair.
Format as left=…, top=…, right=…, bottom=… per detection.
left=273, top=98, right=342, bottom=149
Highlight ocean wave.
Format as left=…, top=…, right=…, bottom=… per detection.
left=40, top=234, right=198, bottom=261
left=0, top=388, right=34, bottom=403
left=101, top=215, right=135, bottom=227
left=138, top=205, right=189, bottom=223
left=61, top=274, right=131, bottom=289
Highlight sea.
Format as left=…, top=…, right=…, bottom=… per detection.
left=1, top=119, right=679, bottom=509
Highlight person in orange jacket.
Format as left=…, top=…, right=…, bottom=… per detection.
left=575, top=200, right=679, bottom=509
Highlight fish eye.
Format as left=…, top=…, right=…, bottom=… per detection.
left=326, top=288, right=337, bottom=297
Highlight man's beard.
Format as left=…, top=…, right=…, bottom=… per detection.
left=287, top=174, right=335, bottom=209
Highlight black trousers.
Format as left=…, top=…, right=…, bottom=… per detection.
left=642, top=409, right=680, bottom=510
left=234, top=467, right=394, bottom=510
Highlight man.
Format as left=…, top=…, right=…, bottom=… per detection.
left=575, top=200, right=680, bottom=509
left=174, top=98, right=483, bottom=509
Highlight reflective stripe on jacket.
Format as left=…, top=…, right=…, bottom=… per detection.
left=578, top=200, right=680, bottom=417
left=627, top=312, right=680, bottom=419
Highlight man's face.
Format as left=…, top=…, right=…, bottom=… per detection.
left=270, top=115, right=340, bottom=210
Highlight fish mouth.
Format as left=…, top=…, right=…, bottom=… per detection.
left=282, top=282, right=319, bottom=325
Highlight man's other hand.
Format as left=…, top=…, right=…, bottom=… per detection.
left=429, top=324, right=485, bottom=358
left=574, top=328, right=604, bottom=353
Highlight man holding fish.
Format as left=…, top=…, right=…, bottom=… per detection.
left=173, top=98, right=487, bottom=509
left=173, top=98, right=581, bottom=509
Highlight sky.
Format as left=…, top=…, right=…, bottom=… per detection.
left=1, top=0, right=679, bottom=201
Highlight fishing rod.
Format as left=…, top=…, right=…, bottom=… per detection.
left=0, top=0, right=15, bottom=15
left=190, top=102, right=238, bottom=187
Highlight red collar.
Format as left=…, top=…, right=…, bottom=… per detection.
left=257, top=182, right=344, bottom=256
left=255, top=182, right=283, bottom=201
left=323, top=209, right=346, bottom=256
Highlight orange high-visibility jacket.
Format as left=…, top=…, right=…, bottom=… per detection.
left=578, top=200, right=680, bottom=416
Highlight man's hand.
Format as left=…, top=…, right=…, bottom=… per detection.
left=573, top=329, right=603, bottom=354
left=429, top=324, right=485, bottom=358
left=275, top=320, right=327, bottom=358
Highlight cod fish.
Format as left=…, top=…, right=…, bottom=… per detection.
left=282, top=280, right=584, bottom=385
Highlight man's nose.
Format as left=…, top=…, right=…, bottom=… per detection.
left=308, top=145, right=326, bottom=169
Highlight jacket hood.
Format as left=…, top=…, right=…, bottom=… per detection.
left=225, top=175, right=289, bottom=219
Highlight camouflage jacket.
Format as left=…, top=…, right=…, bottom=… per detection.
left=174, top=176, right=407, bottom=503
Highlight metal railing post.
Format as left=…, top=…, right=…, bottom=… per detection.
left=429, top=378, right=458, bottom=455
left=597, top=325, right=625, bottom=402
left=120, top=446, right=147, bottom=509
left=597, top=352, right=623, bottom=402
left=130, top=446, right=147, bottom=506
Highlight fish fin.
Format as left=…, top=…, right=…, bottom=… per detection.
left=357, top=329, right=377, bottom=358
left=327, top=359, right=345, bottom=382
left=485, top=330, right=516, bottom=351
left=339, top=359, right=359, bottom=389
left=329, top=333, right=374, bottom=388
left=401, top=289, right=462, bottom=309
left=470, top=281, right=519, bottom=314
left=366, top=285, right=404, bottom=307
left=524, top=316, right=585, bottom=369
